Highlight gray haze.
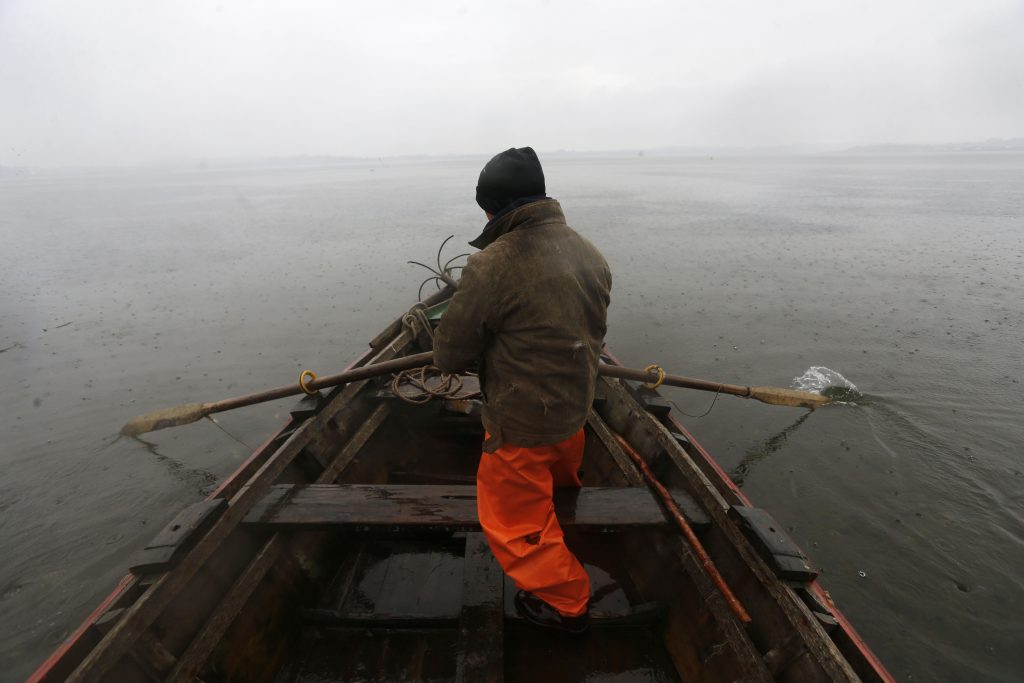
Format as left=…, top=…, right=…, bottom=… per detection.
left=2, top=0, right=1023, bottom=167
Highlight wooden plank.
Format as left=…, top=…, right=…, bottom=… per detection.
left=26, top=575, right=139, bottom=683
left=164, top=538, right=284, bottom=683
left=243, top=485, right=681, bottom=532
left=132, top=631, right=178, bottom=679
left=456, top=533, right=503, bottom=683
left=317, top=405, right=392, bottom=484
left=164, top=403, right=391, bottom=683
left=730, top=506, right=818, bottom=582
left=597, top=376, right=862, bottom=683
left=65, top=333, right=413, bottom=683
left=588, top=410, right=712, bottom=531
left=587, top=410, right=644, bottom=486
left=128, top=499, right=226, bottom=575
left=618, top=530, right=775, bottom=683
left=620, top=379, right=673, bottom=418
left=300, top=609, right=458, bottom=628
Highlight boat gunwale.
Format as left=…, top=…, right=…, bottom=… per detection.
left=27, top=285, right=459, bottom=683
left=598, top=349, right=896, bottom=683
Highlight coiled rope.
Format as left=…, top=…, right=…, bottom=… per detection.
left=390, top=365, right=482, bottom=404
left=392, top=300, right=480, bottom=404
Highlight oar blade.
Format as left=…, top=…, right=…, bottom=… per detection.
left=749, top=386, right=831, bottom=409
left=121, top=403, right=209, bottom=437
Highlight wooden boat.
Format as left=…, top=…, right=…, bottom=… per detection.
left=30, top=286, right=895, bottom=683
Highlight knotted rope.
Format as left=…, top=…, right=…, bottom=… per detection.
left=401, top=302, right=434, bottom=342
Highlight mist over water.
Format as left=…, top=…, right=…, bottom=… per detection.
left=1, top=154, right=1023, bottom=682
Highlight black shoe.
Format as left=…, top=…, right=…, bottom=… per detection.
left=514, top=590, right=590, bottom=634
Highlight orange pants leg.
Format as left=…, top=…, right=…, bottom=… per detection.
left=476, top=429, right=591, bottom=617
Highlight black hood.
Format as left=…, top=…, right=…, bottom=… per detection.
left=475, top=147, right=546, bottom=216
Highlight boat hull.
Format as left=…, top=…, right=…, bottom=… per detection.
left=30, top=289, right=894, bottom=682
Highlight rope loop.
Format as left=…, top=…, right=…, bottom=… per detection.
left=298, top=369, right=319, bottom=395
left=390, top=365, right=481, bottom=404
left=643, top=363, right=666, bottom=389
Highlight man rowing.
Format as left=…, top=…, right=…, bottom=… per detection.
left=433, top=147, right=612, bottom=633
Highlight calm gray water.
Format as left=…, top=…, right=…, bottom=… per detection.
left=1, top=155, right=1022, bottom=681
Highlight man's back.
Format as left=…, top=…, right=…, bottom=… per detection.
left=434, top=198, right=611, bottom=450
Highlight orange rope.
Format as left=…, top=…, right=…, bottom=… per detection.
left=610, top=430, right=752, bottom=624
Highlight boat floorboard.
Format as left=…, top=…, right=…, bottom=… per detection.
left=273, top=527, right=686, bottom=682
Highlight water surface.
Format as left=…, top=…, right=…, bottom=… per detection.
left=1, top=154, right=1022, bottom=681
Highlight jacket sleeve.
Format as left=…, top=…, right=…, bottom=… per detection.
left=432, top=252, right=496, bottom=373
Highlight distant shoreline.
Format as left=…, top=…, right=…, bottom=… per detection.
left=3, top=141, right=1024, bottom=176
left=836, top=138, right=1024, bottom=154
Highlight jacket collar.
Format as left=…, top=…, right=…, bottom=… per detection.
left=469, top=198, right=566, bottom=250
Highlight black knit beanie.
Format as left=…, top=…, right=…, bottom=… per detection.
left=475, top=147, right=546, bottom=215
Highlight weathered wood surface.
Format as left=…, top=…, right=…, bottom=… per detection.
left=619, top=530, right=776, bottom=683
left=65, top=332, right=413, bottom=683
left=242, top=484, right=700, bottom=532
left=455, top=533, right=504, bottom=683
left=128, top=499, right=226, bottom=575
left=164, top=404, right=392, bottom=683
left=597, top=376, right=862, bottom=683
left=730, top=506, right=818, bottom=582
left=586, top=411, right=644, bottom=487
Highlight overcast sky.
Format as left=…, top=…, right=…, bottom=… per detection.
left=2, top=0, right=1022, bottom=166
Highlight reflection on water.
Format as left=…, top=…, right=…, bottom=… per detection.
left=730, top=411, right=812, bottom=486
left=127, top=434, right=220, bottom=495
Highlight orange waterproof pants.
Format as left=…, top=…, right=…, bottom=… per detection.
left=476, top=429, right=591, bottom=617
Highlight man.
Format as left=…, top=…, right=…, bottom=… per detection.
left=433, top=147, right=612, bottom=633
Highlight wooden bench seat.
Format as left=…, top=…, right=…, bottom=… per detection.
left=242, top=484, right=710, bottom=533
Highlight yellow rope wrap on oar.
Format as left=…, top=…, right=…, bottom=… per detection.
left=643, top=364, right=666, bottom=389
left=298, top=369, right=318, bottom=395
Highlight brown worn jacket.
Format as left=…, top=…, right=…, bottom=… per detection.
left=433, top=199, right=612, bottom=451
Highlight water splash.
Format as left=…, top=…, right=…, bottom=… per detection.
left=792, top=366, right=862, bottom=403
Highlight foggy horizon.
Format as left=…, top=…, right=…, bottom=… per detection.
left=3, top=0, right=1023, bottom=168
left=8, top=139, right=1024, bottom=173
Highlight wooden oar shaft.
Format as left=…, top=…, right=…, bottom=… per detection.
left=210, top=358, right=810, bottom=416
left=205, top=351, right=435, bottom=416
left=124, top=347, right=825, bottom=437
left=597, top=363, right=751, bottom=397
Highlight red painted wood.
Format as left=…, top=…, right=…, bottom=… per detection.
left=26, top=574, right=137, bottom=683
left=27, top=344, right=381, bottom=682
left=809, top=581, right=897, bottom=683
left=602, top=344, right=895, bottom=683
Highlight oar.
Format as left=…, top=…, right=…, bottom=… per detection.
left=121, top=352, right=435, bottom=437
left=597, top=364, right=830, bottom=409
left=122, top=353, right=828, bottom=437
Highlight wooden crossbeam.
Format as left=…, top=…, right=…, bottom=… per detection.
left=242, top=484, right=704, bottom=533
